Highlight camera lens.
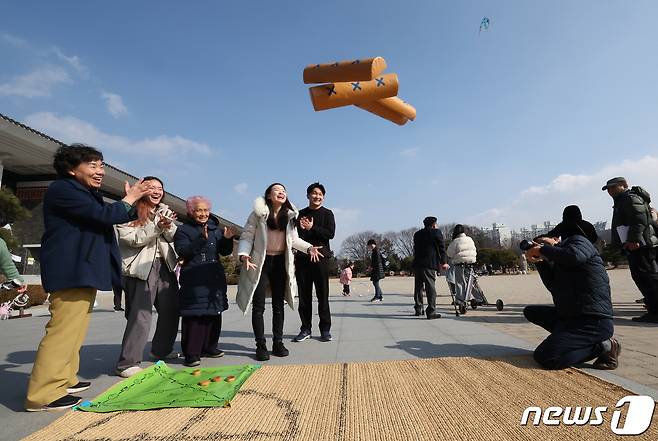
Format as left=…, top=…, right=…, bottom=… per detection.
left=519, top=239, right=535, bottom=251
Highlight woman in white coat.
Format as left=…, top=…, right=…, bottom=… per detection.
left=237, top=183, right=322, bottom=361
left=446, top=224, right=477, bottom=305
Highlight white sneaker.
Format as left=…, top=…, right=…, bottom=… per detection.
left=116, top=366, right=143, bottom=378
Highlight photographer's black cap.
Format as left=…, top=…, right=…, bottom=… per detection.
left=601, top=176, right=626, bottom=191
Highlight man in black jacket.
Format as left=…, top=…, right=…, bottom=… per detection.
left=603, top=177, right=658, bottom=323
left=294, top=183, right=336, bottom=342
left=412, top=217, right=448, bottom=319
left=523, top=207, right=620, bottom=370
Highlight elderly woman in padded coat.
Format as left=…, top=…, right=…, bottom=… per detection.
left=174, top=196, right=238, bottom=367
left=237, top=183, right=322, bottom=362
left=446, top=224, right=477, bottom=305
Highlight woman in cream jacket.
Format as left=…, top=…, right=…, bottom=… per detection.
left=114, top=176, right=180, bottom=378
left=446, top=224, right=477, bottom=305
left=237, top=183, right=321, bottom=361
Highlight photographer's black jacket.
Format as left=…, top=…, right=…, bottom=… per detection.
left=537, top=235, right=613, bottom=319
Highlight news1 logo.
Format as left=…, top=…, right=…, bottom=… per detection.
left=520, top=395, right=655, bottom=435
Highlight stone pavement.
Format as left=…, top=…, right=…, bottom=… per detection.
left=0, top=269, right=655, bottom=440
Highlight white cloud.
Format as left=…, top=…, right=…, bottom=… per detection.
left=234, top=183, right=248, bottom=194
left=0, top=35, right=86, bottom=99
left=0, top=33, right=30, bottom=49
left=0, top=67, right=71, bottom=98
left=51, top=46, right=86, bottom=73
left=400, top=147, right=419, bottom=158
left=464, top=156, right=658, bottom=229
left=25, top=112, right=213, bottom=156
left=101, top=91, right=128, bottom=118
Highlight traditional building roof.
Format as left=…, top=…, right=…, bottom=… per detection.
left=0, top=112, right=239, bottom=229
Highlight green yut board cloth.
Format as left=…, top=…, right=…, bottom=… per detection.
left=76, top=362, right=260, bottom=413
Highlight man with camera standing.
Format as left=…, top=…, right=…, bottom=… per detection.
left=522, top=206, right=620, bottom=370
left=412, top=217, right=448, bottom=319
left=603, top=177, right=658, bottom=323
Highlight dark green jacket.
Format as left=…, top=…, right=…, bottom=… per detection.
left=611, top=187, right=658, bottom=249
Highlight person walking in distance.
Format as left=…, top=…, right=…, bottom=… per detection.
left=412, top=217, right=448, bottom=319
left=340, top=262, right=354, bottom=296
left=368, top=239, right=385, bottom=302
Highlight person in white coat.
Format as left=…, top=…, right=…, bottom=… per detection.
left=446, top=224, right=477, bottom=305
left=236, top=183, right=322, bottom=361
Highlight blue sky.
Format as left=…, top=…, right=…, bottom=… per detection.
left=2, top=1, right=658, bottom=249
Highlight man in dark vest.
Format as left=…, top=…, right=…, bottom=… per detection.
left=412, top=216, right=447, bottom=320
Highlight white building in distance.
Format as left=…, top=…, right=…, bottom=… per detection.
left=490, top=223, right=512, bottom=248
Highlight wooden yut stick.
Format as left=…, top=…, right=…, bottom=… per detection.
left=356, top=105, right=407, bottom=125
left=359, top=96, right=416, bottom=121
left=309, top=73, right=399, bottom=111
left=303, top=57, right=387, bottom=84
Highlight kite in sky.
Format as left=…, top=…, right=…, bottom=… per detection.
left=479, top=17, right=490, bottom=34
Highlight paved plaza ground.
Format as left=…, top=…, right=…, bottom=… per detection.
left=1, top=269, right=656, bottom=440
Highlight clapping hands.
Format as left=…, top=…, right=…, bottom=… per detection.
left=299, top=216, right=313, bottom=231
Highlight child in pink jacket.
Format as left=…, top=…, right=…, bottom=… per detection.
left=339, top=262, right=354, bottom=296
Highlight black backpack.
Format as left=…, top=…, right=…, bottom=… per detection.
left=629, top=186, right=651, bottom=204
left=379, top=251, right=389, bottom=270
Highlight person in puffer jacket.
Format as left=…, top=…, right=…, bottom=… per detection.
left=446, top=224, right=477, bottom=305
left=523, top=205, right=620, bottom=370
left=603, top=177, right=658, bottom=323
left=174, top=196, right=238, bottom=367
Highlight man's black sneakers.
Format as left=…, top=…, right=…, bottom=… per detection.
left=66, top=381, right=91, bottom=393
left=293, top=330, right=311, bottom=342
left=26, top=395, right=81, bottom=412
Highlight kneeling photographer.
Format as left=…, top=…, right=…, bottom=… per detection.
left=522, top=205, right=620, bottom=370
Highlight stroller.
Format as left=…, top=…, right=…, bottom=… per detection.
left=446, top=264, right=504, bottom=316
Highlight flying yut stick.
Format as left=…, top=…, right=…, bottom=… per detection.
left=309, top=73, right=399, bottom=111
left=303, top=57, right=387, bottom=84
left=356, top=96, right=416, bottom=125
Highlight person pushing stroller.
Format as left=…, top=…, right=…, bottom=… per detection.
left=446, top=225, right=477, bottom=307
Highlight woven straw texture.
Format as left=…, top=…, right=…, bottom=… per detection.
left=24, top=356, right=658, bottom=441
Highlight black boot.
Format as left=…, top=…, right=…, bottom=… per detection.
left=256, top=343, right=270, bottom=361
left=272, top=341, right=289, bottom=357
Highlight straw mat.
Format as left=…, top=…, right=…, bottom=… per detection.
left=23, top=356, right=658, bottom=441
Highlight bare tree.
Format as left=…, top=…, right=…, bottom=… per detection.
left=340, top=230, right=378, bottom=262
left=391, top=227, right=416, bottom=258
